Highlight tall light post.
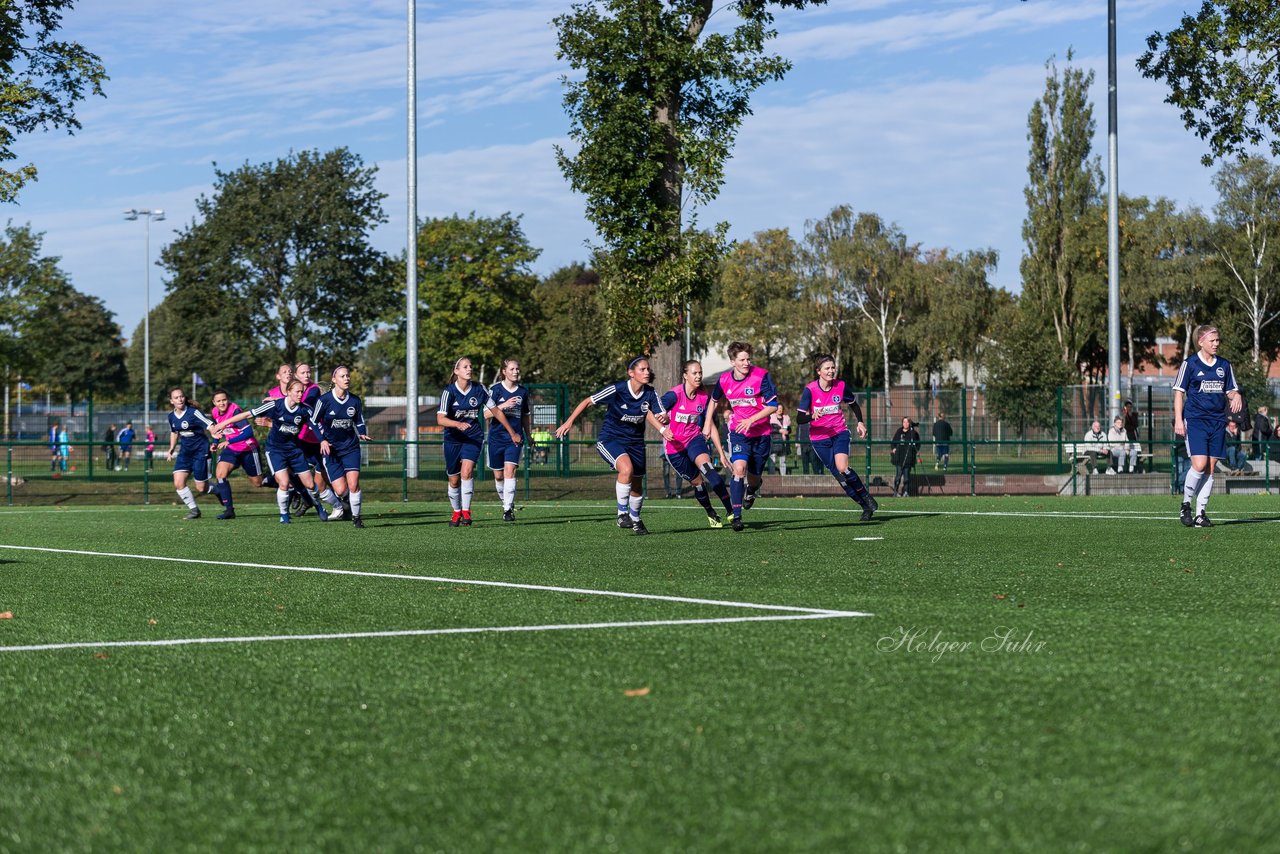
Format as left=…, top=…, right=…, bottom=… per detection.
left=123, top=208, right=165, bottom=443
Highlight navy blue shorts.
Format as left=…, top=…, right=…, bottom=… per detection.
left=811, top=432, right=852, bottom=474
left=727, top=431, right=771, bottom=477
left=218, top=447, right=263, bottom=478
left=300, top=442, right=323, bottom=471
left=665, top=435, right=713, bottom=482
left=935, top=444, right=950, bottom=458
left=266, top=443, right=311, bottom=476
left=444, top=436, right=483, bottom=477
left=487, top=436, right=524, bottom=470
left=322, top=446, right=363, bottom=481
left=1185, top=419, right=1226, bottom=459
left=597, top=437, right=646, bottom=476
left=173, top=446, right=210, bottom=481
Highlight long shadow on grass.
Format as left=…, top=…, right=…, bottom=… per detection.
left=1214, top=515, right=1280, bottom=525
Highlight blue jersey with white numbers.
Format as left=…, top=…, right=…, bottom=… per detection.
left=488, top=382, right=529, bottom=442
left=249, top=398, right=315, bottom=449
left=1174, top=353, right=1238, bottom=424
left=311, top=390, right=367, bottom=452
left=167, top=407, right=213, bottom=453
left=439, top=382, right=491, bottom=443
left=591, top=380, right=664, bottom=443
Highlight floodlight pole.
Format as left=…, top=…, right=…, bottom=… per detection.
left=125, top=208, right=166, bottom=447
left=1106, top=0, right=1121, bottom=419
left=405, top=0, right=419, bottom=479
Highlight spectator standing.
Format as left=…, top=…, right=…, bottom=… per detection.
left=768, top=407, right=791, bottom=475
left=118, top=422, right=135, bottom=471
left=102, top=423, right=118, bottom=471
left=49, top=422, right=61, bottom=472
left=890, top=416, right=920, bottom=497
left=1252, top=406, right=1272, bottom=461
left=1121, top=400, right=1142, bottom=472
left=145, top=425, right=156, bottom=471
left=932, top=412, right=953, bottom=472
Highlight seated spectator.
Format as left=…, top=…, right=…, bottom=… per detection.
left=1080, top=420, right=1110, bottom=475
left=1225, top=419, right=1252, bottom=474
left=1106, top=416, right=1136, bottom=474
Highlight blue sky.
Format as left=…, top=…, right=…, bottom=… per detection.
left=12, top=0, right=1221, bottom=342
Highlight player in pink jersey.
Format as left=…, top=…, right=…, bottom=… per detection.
left=660, top=360, right=734, bottom=527
left=702, top=341, right=778, bottom=532
left=207, top=388, right=268, bottom=520
left=795, top=354, right=877, bottom=522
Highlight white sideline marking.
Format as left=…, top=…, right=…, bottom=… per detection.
left=0, top=544, right=870, bottom=653
left=853, top=537, right=884, bottom=541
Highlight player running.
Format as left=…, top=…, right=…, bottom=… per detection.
left=207, top=388, right=266, bottom=521
left=294, top=363, right=344, bottom=519
left=164, top=387, right=217, bottom=520
left=485, top=358, right=531, bottom=522
left=795, top=354, right=878, bottom=522
left=438, top=357, right=519, bottom=527
left=213, top=379, right=330, bottom=524
left=660, top=360, right=734, bottom=527
left=1173, top=324, right=1242, bottom=527
left=701, top=342, right=778, bottom=532
left=554, top=356, right=673, bottom=536
left=312, top=365, right=371, bottom=528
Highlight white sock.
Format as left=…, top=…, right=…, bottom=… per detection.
left=1196, top=475, right=1214, bottom=515
left=461, top=478, right=474, bottom=511
left=615, top=481, right=631, bottom=514
left=350, top=490, right=362, bottom=518
left=1183, top=469, right=1204, bottom=502
left=276, top=488, right=290, bottom=514
left=448, top=484, right=461, bottom=512
left=319, top=487, right=339, bottom=508
left=177, top=486, right=197, bottom=509
left=495, top=478, right=504, bottom=499
left=629, top=493, right=643, bottom=521
left=503, top=478, right=517, bottom=510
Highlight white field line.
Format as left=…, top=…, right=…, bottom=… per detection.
left=0, top=614, right=843, bottom=654
left=0, top=544, right=870, bottom=653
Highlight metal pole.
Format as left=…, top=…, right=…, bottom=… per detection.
left=404, top=0, right=420, bottom=479
left=144, top=213, right=151, bottom=444
left=1106, top=0, right=1122, bottom=422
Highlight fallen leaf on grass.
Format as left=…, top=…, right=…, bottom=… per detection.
left=0, top=611, right=12, bottom=620
left=623, top=687, right=650, bottom=698
left=94, top=653, right=109, bottom=660
left=993, top=595, right=1007, bottom=600
left=147, top=618, right=157, bottom=626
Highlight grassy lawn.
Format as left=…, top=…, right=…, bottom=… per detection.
left=1, top=495, right=1277, bottom=851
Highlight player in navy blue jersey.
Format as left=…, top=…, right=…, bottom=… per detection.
left=213, top=379, right=331, bottom=524
left=554, top=356, right=674, bottom=535
left=312, top=365, right=371, bottom=528
left=485, top=358, right=532, bottom=522
left=438, top=357, right=520, bottom=527
left=1173, top=324, right=1243, bottom=527
left=164, top=387, right=216, bottom=520
left=294, top=362, right=344, bottom=518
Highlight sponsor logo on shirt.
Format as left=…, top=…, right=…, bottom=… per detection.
left=729, top=397, right=758, bottom=408
left=673, top=411, right=700, bottom=424
left=1200, top=381, right=1225, bottom=394
left=815, top=404, right=841, bottom=417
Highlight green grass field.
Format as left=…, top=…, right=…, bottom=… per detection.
left=2, top=496, right=1278, bottom=851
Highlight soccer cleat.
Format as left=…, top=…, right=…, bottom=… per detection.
left=731, top=516, right=745, bottom=532
left=1194, top=512, right=1213, bottom=528
left=313, top=501, right=329, bottom=523
left=184, top=507, right=201, bottom=520
left=351, top=516, right=365, bottom=529
left=289, top=491, right=308, bottom=517
left=461, top=510, right=473, bottom=526
left=449, top=511, right=462, bottom=528
left=279, top=513, right=291, bottom=524
left=328, top=504, right=345, bottom=521
left=632, top=519, right=649, bottom=535
left=1179, top=501, right=1194, bottom=527
left=503, top=508, right=516, bottom=522
left=743, top=490, right=758, bottom=510
left=860, top=496, right=878, bottom=522
left=617, top=513, right=633, bottom=529
left=216, top=509, right=236, bottom=520
left=707, top=513, right=724, bottom=528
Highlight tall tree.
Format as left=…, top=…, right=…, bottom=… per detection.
left=160, top=148, right=393, bottom=368
left=525, top=264, right=618, bottom=392
left=708, top=228, right=809, bottom=391
left=554, top=0, right=826, bottom=389
left=1138, top=2, right=1280, bottom=165
left=386, top=213, right=540, bottom=389
left=0, top=1, right=106, bottom=202
left=1021, top=53, right=1105, bottom=370
left=1211, top=156, right=1280, bottom=363
left=910, top=247, right=998, bottom=393
left=805, top=206, right=918, bottom=408
left=1145, top=205, right=1221, bottom=360
left=985, top=308, right=1075, bottom=438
